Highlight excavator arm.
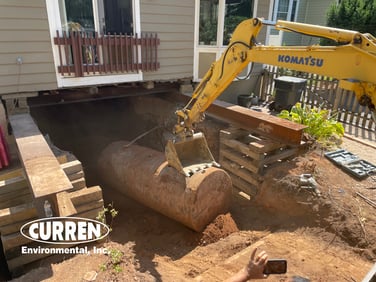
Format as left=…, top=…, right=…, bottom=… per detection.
left=166, top=18, right=376, bottom=176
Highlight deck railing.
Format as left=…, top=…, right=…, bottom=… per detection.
left=53, top=31, right=160, bottom=77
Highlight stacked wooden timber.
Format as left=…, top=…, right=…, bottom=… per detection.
left=0, top=155, right=83, bottom=210
left=219, top=127, right=302, bottom=199
left=0, top=156, right=104, bottom=274
left=0, top=113, right=105, bottom=276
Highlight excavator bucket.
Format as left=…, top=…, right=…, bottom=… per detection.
left=165, top=132, right=219, bottom=177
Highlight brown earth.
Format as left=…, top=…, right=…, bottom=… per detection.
left=8, top=95, right=376, bottom=282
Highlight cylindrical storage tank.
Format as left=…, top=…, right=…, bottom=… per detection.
left=97, top=141, right=232, bottom=232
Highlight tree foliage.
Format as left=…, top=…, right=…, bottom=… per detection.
left=322, top=0, right=376, bottom=45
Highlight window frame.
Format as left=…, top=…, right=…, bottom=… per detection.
left=266, top=0, right=300, bottom=45
left=194, top=0, right=256, bottom=81
left=46, top=0, right=142, bottom=88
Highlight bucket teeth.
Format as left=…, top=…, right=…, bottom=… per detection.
left=165, top=132, right=218, bottom=176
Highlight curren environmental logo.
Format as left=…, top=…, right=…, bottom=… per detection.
left=20, top=217, right=110, bottom=245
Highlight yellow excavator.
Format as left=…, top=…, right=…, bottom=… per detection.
left=166, top=18, right=376, bottom=177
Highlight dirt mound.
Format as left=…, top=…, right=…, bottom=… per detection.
left=253, top=151, right=376, bottom=260
left=198, top=213, right=239, bottom=246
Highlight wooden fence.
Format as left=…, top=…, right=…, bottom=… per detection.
left=259, top=65, right=375, bottom=131
left=53, top=31, right=160, bottom=77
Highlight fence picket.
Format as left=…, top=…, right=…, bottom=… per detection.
left=261, top=65, right=375, bottom=131
left=53, top=31, right=160, bottom=77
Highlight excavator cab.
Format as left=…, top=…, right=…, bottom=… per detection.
left=165, top=132, right=219, bottom=177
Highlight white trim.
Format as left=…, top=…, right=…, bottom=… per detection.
left=133, top=0, right=141, bottom=35
left=272, top=0, right=279, bottom=21
left=92, top=0, right=101, bottom=33
left=292, top=0, right=300, bottom=22
left=193, top=0, right=200, bottom=81
left=58, top=73, right=142, bottom=88
left=133, top=0, right=142, bottom=67
left=253, top=0, right=259, bottom=18
left=45, top=0, right=143, bottom=89
left=217, top=1, right=225, bottom=47
left=287, top=0, right=293, bottom=20
left=268, top=0, right=275, bottom=20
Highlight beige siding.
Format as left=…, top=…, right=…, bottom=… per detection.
left=256, top=0, right=271, bottom=43
left=304, top=0, right=335, bottom=26
left=0, top=0, right=57, bottom=95
left=140, top=0, right=195, bottom=81
left=302, top=0, right=337, bottom=45
left=285, top=0, right=337, bottom=45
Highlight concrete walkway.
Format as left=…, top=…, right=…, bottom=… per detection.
left=341, top=124, right=376, bottom=164
left=343, top=123, right=375, bottom=144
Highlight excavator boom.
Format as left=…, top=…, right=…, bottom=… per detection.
left=166, top=18, right=376, bottom=176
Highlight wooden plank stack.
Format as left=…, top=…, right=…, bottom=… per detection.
left=0, top=156, right=104, bottom=275
left=9, top=113, right=74, bottom=199
left=219, top=127, right=301, bottom=199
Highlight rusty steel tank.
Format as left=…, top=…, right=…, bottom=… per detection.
left=97, top=141, right=232, bottom=232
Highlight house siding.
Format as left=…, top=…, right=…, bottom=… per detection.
left=304, top=0, right=335, bottom=25
left=256, top=0, right=271, bottom=43
left=0, top=0, right=57, bottom=95
left=283, top=0, right=337, bottom=46
left=0, top=0, right=270, bottom=96
left=140, top=0, right=195, bottom=81
left=300, top=0, right=336, bottom=45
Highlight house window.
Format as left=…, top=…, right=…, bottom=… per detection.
left=103, top=0, right=133, bottom=34
left=269, top=0, right=299, bottom=40
left=61, top=0, right=95, bottom=32
left=275, top=0, right=289, bottom=21
left=59, top=0, right=134, bottom=35
left=195, top=0, right=254, bottom=80
left=290, top=0, right=298, bottom=22
left=273, top=0, right=298, bottom=22
left=223, top=0, right=254, bottom=45
left=199, top=0, right=219, bottom=46
left=199, top=0, right=253, bottom=47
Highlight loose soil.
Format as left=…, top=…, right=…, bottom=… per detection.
left=7, top=95, right=376, bottom=281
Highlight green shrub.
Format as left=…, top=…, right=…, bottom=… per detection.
left=278, top=103, right=344, bottom=146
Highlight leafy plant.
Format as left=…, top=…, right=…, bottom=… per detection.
left=96, top=203, right=118, bottom=234
left=278, top=103, right=344, bottom=147
left=99, top=248, right=124, bottom=273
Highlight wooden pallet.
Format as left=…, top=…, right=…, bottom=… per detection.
left=220, top=127, right=301, bottom=199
